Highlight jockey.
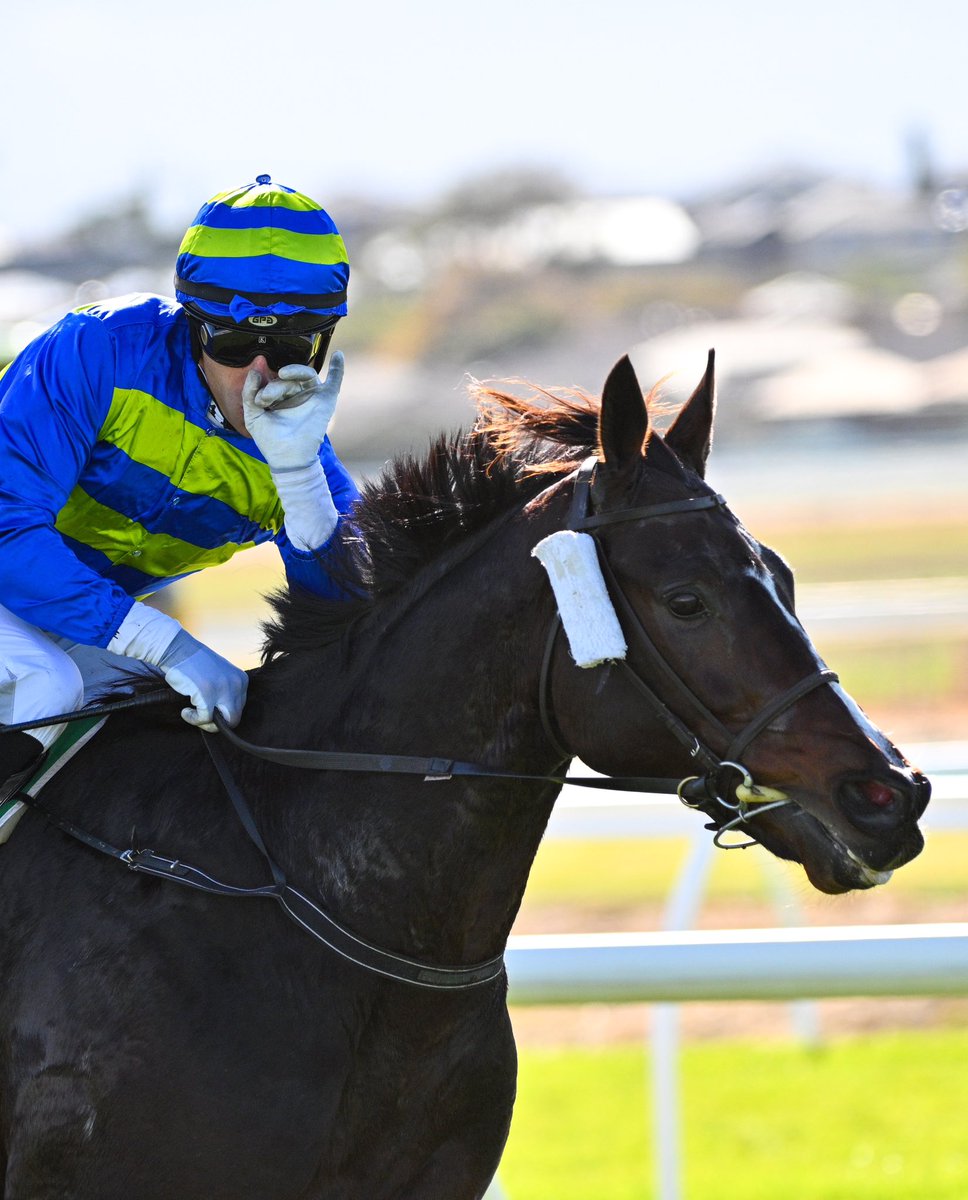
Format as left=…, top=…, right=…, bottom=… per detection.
left=0, top=175, right=359, bottom=805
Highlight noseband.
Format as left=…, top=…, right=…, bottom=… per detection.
left=539, top=457, right=838, bottom=848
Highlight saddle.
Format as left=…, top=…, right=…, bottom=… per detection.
left=0, top=717, right=105, bottom=844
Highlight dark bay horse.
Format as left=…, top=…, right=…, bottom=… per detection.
left=0, top=354, right=928, bottom=1198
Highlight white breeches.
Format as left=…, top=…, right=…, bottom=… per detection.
left=0, top=603, right=152, bottom=750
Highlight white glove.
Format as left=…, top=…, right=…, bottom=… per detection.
left=242, top=352, right=344, bottom=472
left=156, top=629, right=248, bottom=731
left=109, top=601, right=248, bottom=732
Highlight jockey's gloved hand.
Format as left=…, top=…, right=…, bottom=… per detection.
left=156, top=630, right=248, bottom=732
left=242, top=352, right=343, bottom=471
left=108, top=602, right=248, bottom=732
left=241, top=352, right=344, bottom=551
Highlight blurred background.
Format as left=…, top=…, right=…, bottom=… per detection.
left=3, top=2, right=968, bottom=1196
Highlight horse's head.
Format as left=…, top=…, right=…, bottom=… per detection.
left=548, top=352, right=930, bottom=894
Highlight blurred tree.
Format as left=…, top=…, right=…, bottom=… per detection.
left=429, top=166, right=577, bottom=225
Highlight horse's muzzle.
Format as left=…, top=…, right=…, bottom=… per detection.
left=733, top=764, right=931, bottom=893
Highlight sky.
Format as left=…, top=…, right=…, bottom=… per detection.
left=1, top=0, right=966, bottom=247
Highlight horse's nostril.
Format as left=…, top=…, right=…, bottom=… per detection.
left=857, top=780, right=896, bottom=808
left=837, top=776, right=915, bottom=836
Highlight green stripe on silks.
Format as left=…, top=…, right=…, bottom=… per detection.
left=100, top=386, right=207, bottom=476
left=99, top=388, right=284, bottom=528
left=54, top=384, right=282, bottom=578
left=176, top=225, right=348, bottom=266
left=54, top=488, right=260, bottom=578
left=0, top=716, right=106, bottom=844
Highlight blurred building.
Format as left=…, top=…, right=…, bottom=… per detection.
left=2, top=165, right=967, bottom=463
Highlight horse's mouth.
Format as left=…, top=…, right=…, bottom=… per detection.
left=807, top=826, right=901, bottom=894
left=754, top=802, right=925, bottom=895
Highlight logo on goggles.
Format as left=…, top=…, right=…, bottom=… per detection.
left=247, top=315, right=279, bottom=328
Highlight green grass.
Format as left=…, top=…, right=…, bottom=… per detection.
left=754, top=517, right=968, bottom=584
left=818, top=634, right=968, bottom=707
left=743, top=514, right=968, bottom=709
left=498, top=1030, right=968, bottom=1199
left=524, top=837, right=688, bottom=907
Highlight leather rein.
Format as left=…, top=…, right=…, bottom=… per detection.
left=15, top=457, right=837, bottom=990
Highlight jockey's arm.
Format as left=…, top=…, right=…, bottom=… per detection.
left=0, top=315, right=247, bottom=727
left=0, top=313, right=137, bottom=647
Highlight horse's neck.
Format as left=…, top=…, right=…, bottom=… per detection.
left=265, top=506, right=566, bottom=964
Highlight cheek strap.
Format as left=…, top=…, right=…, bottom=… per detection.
left=532, top=531, right=627, bottom=668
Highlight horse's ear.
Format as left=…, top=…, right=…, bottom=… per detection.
left=664, top=348, right=716, bottom=478
left=598, top=355, right=649, bottom=471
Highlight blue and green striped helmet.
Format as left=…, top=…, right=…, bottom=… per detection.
left=174, top=174, right=348, bottom=331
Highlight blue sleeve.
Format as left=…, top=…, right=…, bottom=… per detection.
left=0, top=313, right=136, bottom=644
left=275, top=436, right=361, bottom=598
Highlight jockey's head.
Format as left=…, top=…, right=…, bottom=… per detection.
left=175, top=174, right=348, bottom=373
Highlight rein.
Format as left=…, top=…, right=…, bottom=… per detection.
left=11, top=457, right=838, bottom=987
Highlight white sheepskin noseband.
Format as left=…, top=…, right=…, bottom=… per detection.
left=532, top=531, right=627, bottom=668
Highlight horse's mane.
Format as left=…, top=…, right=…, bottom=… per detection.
left=261, top=381, right=627, bottom=661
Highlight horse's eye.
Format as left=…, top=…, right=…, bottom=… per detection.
left=666, top=591, right=706, bottom=619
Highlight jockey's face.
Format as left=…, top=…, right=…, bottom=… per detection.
left=200, top=352, right=276, bottom=437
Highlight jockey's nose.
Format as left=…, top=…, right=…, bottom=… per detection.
left=247, top=354, right=276, bottom=380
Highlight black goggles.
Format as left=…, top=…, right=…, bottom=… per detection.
left=195, top=320, right=335, bottom=371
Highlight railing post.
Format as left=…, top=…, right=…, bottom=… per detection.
left=652, top=832, right=716, bottom=1200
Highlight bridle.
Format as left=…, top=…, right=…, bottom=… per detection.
left=538, top=456, right=838, bottom=848
left=9, top=455, right=839, bottom=986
